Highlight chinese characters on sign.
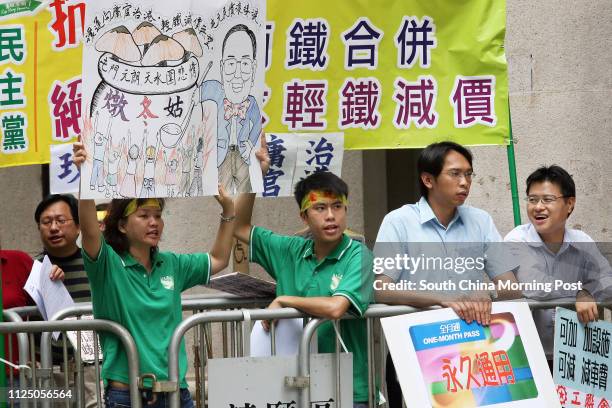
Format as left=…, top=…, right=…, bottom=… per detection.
left=554, top=308, right=612, bottom=408
left=262, top=132, right=343, bottom=197
left=49, top=143, right=79, bottom=194
left=0, top=24, right=28, bottom=154
left=265, top=1, right=510, bottom=149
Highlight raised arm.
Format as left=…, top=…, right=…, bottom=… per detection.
left=234, top=136, right=270, bottom=244
left=209, top=185, right=236, bottom=275
left=72, top=141, right=101, bottom=259
left=234, top=192, right=255, bottom=244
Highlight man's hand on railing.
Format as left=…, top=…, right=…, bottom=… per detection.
left=576, top=290, right=598, bottom=324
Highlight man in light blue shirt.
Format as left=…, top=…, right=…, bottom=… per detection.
left=504, top=165, right=612, bottom=367
left=374, top=141, right=519, bottom=408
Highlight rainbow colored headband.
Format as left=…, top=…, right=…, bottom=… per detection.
left=300, top=190, right=348, bottom=213
left=123, top=199, right=161, bottom=217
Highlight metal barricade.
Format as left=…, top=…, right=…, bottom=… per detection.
left=5, top=294, right=271, bottom=408
left=167, top=308, right=309, bottom=408
left=166, top=300, right=612, bottom=408
left=3, top=308, right=33, bottom=407
left=0, top=319, right=141, bottom=408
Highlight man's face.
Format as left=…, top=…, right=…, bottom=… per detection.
left=300, top=196, right=347, bottom=246
left=527, top=181, right=574, bottom=239
left=221, top=30, right=255, bottom=104
left=38, top=201, right=80, bottom=254
left=424, top=150, right=473, bottom=208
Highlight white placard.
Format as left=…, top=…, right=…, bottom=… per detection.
left=381, top=302, right=560, bottom=408
left=80, top=0, right=266, bottom=198
left=49, top=143, right=80, bottom=194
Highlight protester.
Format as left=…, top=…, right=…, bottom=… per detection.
left=234, top=167, right=375, bottom=408
left=72, top=141, right=235, bottom=407
left=373, top=141, right=519, bottom=408
left=504, top=165, right=612, bottom=370
left=34, top=193, right=100, bottom=407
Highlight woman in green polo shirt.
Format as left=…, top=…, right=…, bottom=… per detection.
left=72, top=141, right=235, bottom=407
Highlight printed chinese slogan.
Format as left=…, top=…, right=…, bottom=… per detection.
left=265, top=0, right=510, bottom=149
left=0, top=0, right=84, bottom=168
left=262, top=132, right=344, bottom=197
left=381, top=303, right=561, bottom=408
left=79, top=0, right=266, bottom=198
left=554, top=308, right=612, bottom=408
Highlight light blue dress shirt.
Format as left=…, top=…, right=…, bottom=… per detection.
left=375, top=197, right=512, bottom=282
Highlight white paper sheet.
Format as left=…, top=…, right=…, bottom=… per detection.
left=23, top=255, right=75, bottom=340
left=250, top=318, right=317, bottom=357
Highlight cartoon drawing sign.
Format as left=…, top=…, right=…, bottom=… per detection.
left=382, top=302, right=561, bottom=408
left=80, top=0, right=265, bottom=198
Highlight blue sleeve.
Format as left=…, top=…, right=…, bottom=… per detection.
left=247, top=95, right=262, bottom=145
left=200, top=80, right=222, bottom=104
left=374, top=214, right=408, bottom=282
left=482, top=214, right=518, bottom=279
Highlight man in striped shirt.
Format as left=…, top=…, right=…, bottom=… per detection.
left=35, top=194, right=97, bottom=407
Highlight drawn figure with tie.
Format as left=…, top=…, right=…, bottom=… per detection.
left=200, top=24, right=262, bottom=194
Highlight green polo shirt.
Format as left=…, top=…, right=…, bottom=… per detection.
left=82, top=238, right=210, bottom=388
left=250, top=226, right=374, bottom=402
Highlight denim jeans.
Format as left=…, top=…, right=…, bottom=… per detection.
left=104, top=385, right=193, bottom=408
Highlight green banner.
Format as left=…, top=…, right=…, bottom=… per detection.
left=0, top=0, right=42, bottom=18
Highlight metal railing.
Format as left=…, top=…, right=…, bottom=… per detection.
left=0, top=319, right=140, bottom=408
left=3, top=298, right=610, bottom=408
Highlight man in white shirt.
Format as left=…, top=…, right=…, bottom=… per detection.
left=504, top=165, right=612, bottom=369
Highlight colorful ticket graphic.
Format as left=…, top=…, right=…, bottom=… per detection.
left=409, top=312, right=539, bottom=407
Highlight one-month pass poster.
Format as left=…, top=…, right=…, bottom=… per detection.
left=381, top=302, right=560, bottom=408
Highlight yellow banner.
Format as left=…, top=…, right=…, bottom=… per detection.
left=265, top=0, right=509, bottom=149
left=0, top=0, right=83, bottom=168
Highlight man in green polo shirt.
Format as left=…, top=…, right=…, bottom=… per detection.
left=235, top=171, right=374, bottom=407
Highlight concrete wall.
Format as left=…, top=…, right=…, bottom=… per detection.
left=467, top=0, right=612, bottom=242
left=0, top=165, right=43, bottom=254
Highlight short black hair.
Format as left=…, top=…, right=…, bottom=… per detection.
left=222, top=24, right=256, bottom=58
left=35, top=194, right=79, bottom=225
left=294, top=172, right=348, bottom=211
left=526, top=165, right=576, bottom=198
left=417, top=141, right=473, bottom=198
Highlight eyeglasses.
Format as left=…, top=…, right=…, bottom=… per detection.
left=444, top=170, right=475, bottom=180
left=222, top=57, right=254, bottom=76
left=524, top=195, right=567, bottom=205
left=39, top=217, right=73, bottom=228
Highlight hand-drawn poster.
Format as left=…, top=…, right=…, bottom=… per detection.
left=262, top=132, right=344, bottom=197
left=80, top=0, right=266, bottom=198
left=553, top=308, right=612, bottom=408
left=381, top=302, right=560, bottom=408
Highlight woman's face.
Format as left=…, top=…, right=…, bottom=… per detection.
left=121, top=206, right=164, bottom=249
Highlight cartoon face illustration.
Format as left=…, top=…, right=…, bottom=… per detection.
left=145, top=145, right=156, bottom=162
left=94, top=132, right=104, bottom=144
left=128, top=145, right=140, bottom=160
left=221, top=25, right=257, bottom=104
left=169, top=159, right=178, bottom=171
